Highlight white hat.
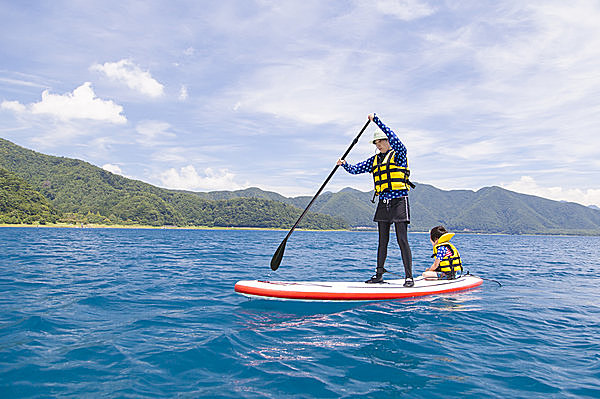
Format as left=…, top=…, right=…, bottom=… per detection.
left=372, top=130, right=387, bottom=144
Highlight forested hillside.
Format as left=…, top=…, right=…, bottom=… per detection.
left=0, top=167, right=60, bottom=224
left=0, top=138, right=346, bottom=229
left=2, top=137, right=600, bottom=234
left=192, top=185, right=600, bottom=235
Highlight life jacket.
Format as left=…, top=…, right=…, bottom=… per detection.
left=372, top=150, right=414, bottom=194
left=432, top=233, right=463, bottom=278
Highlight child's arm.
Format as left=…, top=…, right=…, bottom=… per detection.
left=427, top=258, right=440, bottom=272
left=427, top=245, right=448, bottom=271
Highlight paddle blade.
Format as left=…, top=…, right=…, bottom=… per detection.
left=270, top=239, right=287, bottom=271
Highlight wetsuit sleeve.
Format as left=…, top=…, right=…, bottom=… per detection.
left=342, top=155, right=376, bottom=175
left=373, top=115, right=407, bottom=167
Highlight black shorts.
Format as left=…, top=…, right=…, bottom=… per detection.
left=373, top=196, right=410, bottom=223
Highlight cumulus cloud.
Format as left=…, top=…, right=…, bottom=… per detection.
left=502, top=176, right=600, bottom=207
left=0, top=100, right=26, bottom=113
left=91, top=59, right=164, bottom=98
left=159, top=165, right=247, bottom=191
left=1, top=82, right=126, bottom=124
left=102, top=163, right=123, bottom=175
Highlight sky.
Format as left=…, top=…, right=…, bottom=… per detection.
left=1, top=0, right=600, bottom=207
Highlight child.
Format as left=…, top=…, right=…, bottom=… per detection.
left=423, top=225, right=463, bottom=280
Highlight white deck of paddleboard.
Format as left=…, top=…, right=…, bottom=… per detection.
left=235, top=275, right=483, bottom=301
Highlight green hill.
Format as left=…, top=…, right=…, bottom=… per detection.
left=189, top=187, right=371, bottom=226
left=2, top=137, right=599, bottom=234
left=0, top=167, right=60, bottom=224
left=0, top=138, right=346, bottom=229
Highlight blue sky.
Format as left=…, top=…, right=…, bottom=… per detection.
left=1, top=0, right=600, bottom=207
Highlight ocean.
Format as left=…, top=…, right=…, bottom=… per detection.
left=1, top=227, right=599, bottom=398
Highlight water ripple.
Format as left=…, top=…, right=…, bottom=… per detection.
left=1, top=228, right=599, bottom=398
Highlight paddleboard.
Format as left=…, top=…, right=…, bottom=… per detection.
left=235, top=274, right=483, bottom=302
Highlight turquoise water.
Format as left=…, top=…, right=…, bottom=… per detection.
left=1, top=227, right=599, bottom=398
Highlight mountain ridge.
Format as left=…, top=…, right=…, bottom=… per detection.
left=0, top=138, right=346, bottom=229
left=1, top=137, right=599, bottom=235
left=192, top=184, right=600, bottom=234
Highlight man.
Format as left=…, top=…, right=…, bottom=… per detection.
left=337, top=113, right=414, bottom=286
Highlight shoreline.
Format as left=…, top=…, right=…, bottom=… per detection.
left=0, top=223, right=347, bottom=232
left=1, top=223, right=596, bottom=236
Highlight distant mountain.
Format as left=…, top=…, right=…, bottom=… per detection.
left=0, top=138, right=346, bottom=229
left=417, top=185, right=600, bottom=235
left=189, top=185, right=600, bottom=235
left=589, top=205, right=600, bottom=211
left=192, top=187, right=375, bottom=227
left=193, top=187, right=289, bottom=202
left=2, top=137, right=599, bottom=234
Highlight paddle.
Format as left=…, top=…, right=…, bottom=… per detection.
left=270, top=119, right=371, bottom=271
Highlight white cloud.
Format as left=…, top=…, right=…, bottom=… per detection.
left=91, top=59, right=164, bottom=98
left=136, top=120, right=173, bottom=138
left=102, top=163, right=123, bottom=175
left=2, top=82, right=126, bottom=124
left=0, top=77, right=46, bottom=88
left=151, top=147, right=189, bottom=163
left=159, top=165, right=247, bottom=191
left=373, top=0, right=435, bottom=20
left=450, top=138, right=505, bottom=160
left=178, top=85, right=188, bottom=101
left=135, top=120, right=176, bottom=146
left=502, top=176, right=600, bottom=208
left=1, top=100, right=26, bottom=113
left=4, top=0, right=600, bottom=204
left=229, top=53, right=375, bottom=126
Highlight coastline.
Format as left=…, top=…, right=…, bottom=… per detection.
left=1, top=223, right=597, bottom=236
left=0, top=223, right=347, bottom=232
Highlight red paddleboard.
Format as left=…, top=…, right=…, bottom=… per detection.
left=235, top=275, right=483, bottom=302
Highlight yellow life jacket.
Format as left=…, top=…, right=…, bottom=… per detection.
left=372, top=150, right=413, bottom=194
left=433, top=233, right=463, bottom=277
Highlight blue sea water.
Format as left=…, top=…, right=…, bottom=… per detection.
left=0, top=227, right=599, bottom=398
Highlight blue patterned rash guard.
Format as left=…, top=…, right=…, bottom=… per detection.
left=341, top=115, right=409, bottom=200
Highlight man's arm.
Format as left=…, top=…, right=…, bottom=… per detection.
left=339, top=155, right=376, bottom=175
left=373, top=115, right=407, bottom=167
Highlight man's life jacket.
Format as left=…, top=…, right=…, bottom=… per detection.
left=432, top=233, right=463, bottom=278
left=371, top=150, right=415, bottom=194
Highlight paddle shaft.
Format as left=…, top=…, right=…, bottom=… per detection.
left=271, top=119, right=371, bottom=270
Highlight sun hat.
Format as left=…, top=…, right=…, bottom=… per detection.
left=372, top=130, right=388, bottom=144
